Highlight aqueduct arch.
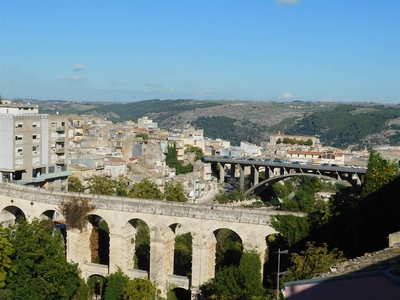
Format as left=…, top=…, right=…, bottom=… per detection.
left=0, top=183, right=304, bottom=298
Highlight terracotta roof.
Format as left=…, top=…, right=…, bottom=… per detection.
left=107, top=157, right=126, bottom=163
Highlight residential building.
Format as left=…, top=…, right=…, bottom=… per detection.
left=137, top=116, right=158, bottom=130
left=0, top=101, right=70, bottom=191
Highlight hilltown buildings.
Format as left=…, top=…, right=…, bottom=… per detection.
left=4, top=100, right=397, bottom=197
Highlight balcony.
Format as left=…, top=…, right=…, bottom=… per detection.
left=55, top=147, right=65, bottom=154
left=55, top=158, right=65, bottom=164
left=55, top=126, right=65, bottom=132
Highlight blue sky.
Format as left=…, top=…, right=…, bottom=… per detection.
left=1, top=0, right=399, bottom=103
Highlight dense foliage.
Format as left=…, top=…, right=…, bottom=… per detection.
left=165, top=142, right=193, bottom=174
left=88, top=176, right=115, bottom=195
left=285, top=104, right=400, bottom=147
left=164, top=180, right=188, bottom=202
left=5, top=219, right=81, bottom=299
left=104, top=268, right=130, bottom=300
left=276, top=137, right=313, bottom=146
left=283, top=242, right=344, bottom=282
left=58, top=196, right=96, bottom=231
left=184, top=144, right=204, bottom=161
left=0, top=224, right=14, bottom=289
left=270, top=215, right=310, bottom=246
left=128, top=178, right=164, bottom=200
left=361, top=150, right=399, bottom=197
left=200, top=251, right=265, bottom=300
left=68, top=175, right=85, bottom=193
left=192, top=116, right=267, bottom=146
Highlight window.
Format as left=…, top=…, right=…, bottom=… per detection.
left=17, top=148, right=23, bottom=155
left=33, top=134, right=39, bottom=140
left=15, top=135, right=23, bottom=141
left=15, top=123, right=23, bottom=128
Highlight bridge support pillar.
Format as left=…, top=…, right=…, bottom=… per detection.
left=218, top=162, right=225, bottom=184
left=230, top=163, right=236, bottom=180
left=243, top=241, right=267, bottom=280
left=108, top=229, right=135, bottom=274
left=239, top=164, right=245, bottom=193
left=251, top=166, right=259, bottom=186
left=66, top=227, right=93, bottom=279
left=191, top=234, right=217, bottom=295
left=150, top=226, right=175, bottom=298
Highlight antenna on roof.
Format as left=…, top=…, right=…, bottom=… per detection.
left=4, top=79, right=19, bottom=99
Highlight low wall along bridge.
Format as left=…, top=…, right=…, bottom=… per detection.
left=0, top=183, right=305, bottom=298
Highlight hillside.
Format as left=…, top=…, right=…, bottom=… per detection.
left=18, top=98, right=400, bottom=148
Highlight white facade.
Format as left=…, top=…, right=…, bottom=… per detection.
left=240, top=141, right=262, bottom=157
left=138, top=116, right=158, bottom=130
left=0, top=102, right=71, bottom=190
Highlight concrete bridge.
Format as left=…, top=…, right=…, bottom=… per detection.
left=0, top=183, right=305, bottom=298
left=203, top=156, right=366, bottom=194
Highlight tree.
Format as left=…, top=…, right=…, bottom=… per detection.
left=123, top=278, right=163, bottom=300
left=135, top=133, right=149, bottom=140
left=68, top=175, right=85, bottom=193
left=361, top=150, right=400, bottom=198
left=270, top=215, right=310, bottom=246
left=283, top=241, right=344, bottom=282
left=0, top=224, right=15, bottom=289
left=5, top=219, right=81, bottom=299
left=165, top=142, right=187, bottom=175
left=88, top=176, right=114, bottom=195
left=128, top=178, right=164, bottom=200
left=164, top=180, right=188, bottom=202
left=58, top=196, right=96, bottom=231
left=237, top=250, right=265, bottom=298
left=200, top=251, right=265, bottom=299
left=113, top=176, right=131, bottom=197
left=184, top=144, right=204, bottom=161
left=104, top=268, right=130, bottom=300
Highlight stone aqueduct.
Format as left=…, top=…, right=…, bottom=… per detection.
left=0, top=183, right=304, bottom=297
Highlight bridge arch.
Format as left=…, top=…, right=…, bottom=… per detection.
left=244, top=173, right=351, bottom=197
left=122, top=218, right=151, bottom=272
left=87, top=214, right=110, bottom=266
left=0, top=205, right=26, bottom=227
left=214, top=228, right=243, bottom=270
left=0, top=183, right=304, bottom=298
left=87, top=274, right=107, bottom=299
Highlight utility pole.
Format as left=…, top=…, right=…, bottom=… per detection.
left=274, top=248, right=289, bottom=300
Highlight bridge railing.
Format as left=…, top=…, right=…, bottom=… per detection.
left=0, top=183, right=306, bottom=225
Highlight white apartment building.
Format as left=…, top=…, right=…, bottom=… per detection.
left=0, top=101, right=71, bottom=190
left=137, top=116, right=158, bottom=130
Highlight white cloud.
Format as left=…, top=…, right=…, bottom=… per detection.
left=60, top=75, right=81, bottom=81
left=73, top=64, right=84, bottom=71
left=276, top=0, right=300, bottom=6
left=279, top=92, right=292, bottom=99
